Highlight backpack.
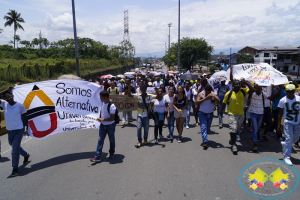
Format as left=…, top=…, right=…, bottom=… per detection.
left=226, top=89, right=246, bottom=104
left=101, top=102, right=120, bottom=124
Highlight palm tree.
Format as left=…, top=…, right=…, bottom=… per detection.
left=4, top=9, right=25, bottom=49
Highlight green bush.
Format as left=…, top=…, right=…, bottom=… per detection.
left=208, top=65, right=216, bottom=74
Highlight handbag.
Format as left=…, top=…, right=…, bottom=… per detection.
left=142, top=96, right=154, bottom=119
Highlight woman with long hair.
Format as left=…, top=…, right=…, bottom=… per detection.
left=164, top=86, right=175, bottom=142
left=173, top=85, right=188, bottom=143
left=150, top=88, right=167, bottom=144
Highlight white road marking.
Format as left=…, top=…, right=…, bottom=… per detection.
left=1, top=137, right=32, bottom=155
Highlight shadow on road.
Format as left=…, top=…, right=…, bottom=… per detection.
left=18, top=151, right=124, bottom=176
left=0, top=157, right=10, bottom=163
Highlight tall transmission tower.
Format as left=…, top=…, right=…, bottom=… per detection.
left=39, top=30, right=43, bottom=49
left=123, top=10, right=132, bottom=58
left=124, top=10, right=130, bottom=42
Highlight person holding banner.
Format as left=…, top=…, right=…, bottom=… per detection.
left=247, top=84, right=271, bottom=152
left=121, top=86, right=132, bottom=128
left=0, top=89, right=30, bottom=177
left=165, top=86, right=175, bottom=142
left=173, top=85, right=188, bottom=143
left=150, top=88, right=167, bottom=144
left=91, top=90, right=116, bottom=163
left=128, top=84, right=155, bottom=148
left=220, top=67, right=255, bottom=154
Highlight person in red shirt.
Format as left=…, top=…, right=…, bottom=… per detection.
left=102, top=77, right=110, bottom=91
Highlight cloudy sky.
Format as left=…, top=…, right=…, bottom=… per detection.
left=0, top=0, right=299, bottom=57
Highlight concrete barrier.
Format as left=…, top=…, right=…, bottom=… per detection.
left=0, top=111, right=7, bottom=136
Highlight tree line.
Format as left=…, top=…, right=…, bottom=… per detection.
left=1, top=9, right=135, bottom=60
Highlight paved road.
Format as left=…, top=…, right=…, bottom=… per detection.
left=1, top=110, right=300, bottom=200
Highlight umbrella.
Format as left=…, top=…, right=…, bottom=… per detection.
left=168, top=71, right=175, bottom=73
left=100, top=74, right=113, bottom=79
left=208, top=70, right=229, bottom=82
left=125, top=74, right=134, bottom=78
left=180, top=73, right=198, bottom=81
left=117, top=74, right=125, bottom=78
left=57, top=74, right=83, bottom=80
left=192, top=72, right=199, bottom=76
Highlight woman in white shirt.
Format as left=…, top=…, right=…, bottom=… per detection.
left=164, top=86, right=175, bottom=142
left=150, top=88, right=167, bottom=144
left=196, top=85, right=220, bottom=149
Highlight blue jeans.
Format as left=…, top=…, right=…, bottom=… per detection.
left=167, top=111, right=175, bottom=139
left=137, top=116, right=149, bottom=142
left=282, top=122, right=300, bottom=158
left=185, top=100, right=192, bottom=125
left=95, top=123, right=116, bottom=158
left=250, top=113, right=263, bottom=143
left=198, top=112, right=214, bottom=143
left=217, top=103, right=225, bottom=125
left=8, top=129, right=29, bottom=169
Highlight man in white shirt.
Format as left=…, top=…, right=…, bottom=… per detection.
left=90, top=90, right=117, bottom=163
left=278, top=84, right=300, bottom=165
left=153, top=77, right=161, bottom=88
left=0, top=89, right=30, bottom=177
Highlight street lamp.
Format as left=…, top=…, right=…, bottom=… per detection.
left=168, top=23, right=172, bottom=50
left=178, top=0, right=181, bottom=72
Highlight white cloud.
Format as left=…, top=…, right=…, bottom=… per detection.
left=1, top=0, right=300, bottom=56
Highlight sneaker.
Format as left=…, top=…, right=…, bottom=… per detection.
left=250, top=139, right=254, bottom=146
left=121, top=124, right=125, bottom=128
left=232, top=145, right=238, bottom=153
left=177, top=137, right=181, bottom=143
left=278, top=137, right=284, bottom=142
left=248, top=127, right=252, bottom=131
left=154, top=139, right=159, bottom=144
left=283, top=157, right=293, bottom=166
left=167, top=134, right=170, bottom=139
left=261, top=135, right=268, bottom=142
left=159, top=134, right=164, bottom=139
left=109, top=153, right=115, bottom=159
left=253, top=144, right=258, bottom=152
left=136, top=141, right=142, bottom=147
left=268, top=131, right=275, bottom=136
left=241, top=125, right=245, bottom=129
left=219, top=125, right=223, bottom=129
left=130, top=119, right=133, bottom=122
left=143, top=140, right=148, bottom=145
left=257, top=137, right=261, bottom=142
left=236, top=135, right=241, bottom=142
left=23, top=153, right=30, bottom=165
left=90, top=157, right=101, bottom=163
left=170, top=139, right=173, bottom=143
left=195, top=123, right=199, bottom=127
left=163, top=125, right=166, bottom=128
left=202, top=142, right=208, bottom=149
left=10, top=168, right=18, bottom=177
left=186, top=125, right=189, bottom=129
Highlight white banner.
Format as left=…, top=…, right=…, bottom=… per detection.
left=231, top=63, right=289, bottom=86
left=13, top=80, right=103, bottom=139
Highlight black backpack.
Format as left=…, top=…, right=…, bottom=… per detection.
left=226, top=89, right=246, bottom=104
left=101, top=102, right=120, bottom=124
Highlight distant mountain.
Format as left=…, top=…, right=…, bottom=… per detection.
left=135, top=51, right=166, bottom=58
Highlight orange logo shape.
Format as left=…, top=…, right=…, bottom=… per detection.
left=23, top=85, right=57, bottom=138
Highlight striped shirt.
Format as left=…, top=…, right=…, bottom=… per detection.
left=249, top=92, right=268, bottom=114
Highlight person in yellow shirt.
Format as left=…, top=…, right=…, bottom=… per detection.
left=220, top=67, right=255, bottom=154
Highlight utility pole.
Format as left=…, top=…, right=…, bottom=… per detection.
left=229, top=47, right=232, bottom=66
left=168, top=23, right=172, bottom=50
left=178, top=0, right=181, bottom=72
left=72, top=0, right=80, bottom=77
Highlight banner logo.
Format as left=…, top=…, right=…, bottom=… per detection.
left=239, top=159, right=299, bottom=199
left=23, top=85, right=57, bottom=138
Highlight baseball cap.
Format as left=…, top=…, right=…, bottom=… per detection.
left=285, top=84, right=296, bottom=91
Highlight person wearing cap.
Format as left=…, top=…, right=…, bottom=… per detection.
left=277, top=84, right=300, bottom=165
